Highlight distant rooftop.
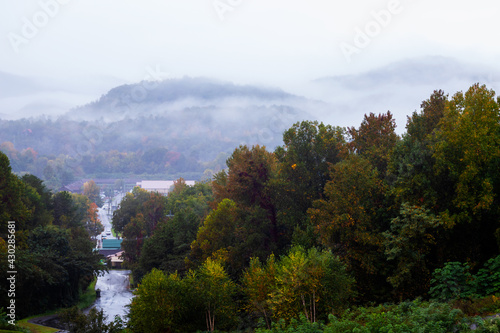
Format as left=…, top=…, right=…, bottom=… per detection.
left=136, top=180, right=196, bottom=194
left=101, top=239, right=122, bottom=250
left=98, top=249, right=122, bottom=257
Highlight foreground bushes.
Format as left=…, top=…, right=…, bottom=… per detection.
left=256, top=300, right=500, bottom=333
left=128, top=247, right=353, bottom=332
left=326, top=301, right=462, bottom=333
left=430, top=256, right=500, bottom=302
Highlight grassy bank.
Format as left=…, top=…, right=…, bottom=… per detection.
left=78, top=277, right=98, bottom=309
left=16, top=313, right=59, bottom=333
left=14, top=277, right=98, bottom=333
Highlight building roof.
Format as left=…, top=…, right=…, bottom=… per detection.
left=98, top=249, right=122, bottom=257
left=107, top=251, right=124, bottom=261
left=136, top=180, right=196, bottom=193
left=102, top=239, right=122, bottom=250
left=59, top=180, right=85, bottom=193
left=137, top=180, right=175, bottom=190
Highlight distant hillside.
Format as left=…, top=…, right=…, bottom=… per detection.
left=70, top=77, right=318, bottom=122
left=0, top=71, right=40, bottom=98
left=315, top=56, right=499, bottom=88
left=310, top=56, right=500, bottom=131
left=0, top=78, right=323, bottom=168
left=85, top=77, right=295, bottom=106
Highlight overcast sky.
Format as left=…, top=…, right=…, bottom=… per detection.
left=1, top=0, right=499, bottom=123
left=1, top=1, right=498, bottom=85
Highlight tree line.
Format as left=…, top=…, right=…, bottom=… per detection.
left=0, top=153, right=105, bottom=320
left=0, top=142, right=223, bottom=190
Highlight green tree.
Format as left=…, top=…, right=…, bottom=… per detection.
left=383, top=203, right=445, bottom=299
left=433, top=83, right=500, bottom=220
left=241, top=255, right=277, bottom=329
left=189, top=199, right=240, bottom=268
left=122, top=214, right=147, bottom=268
left=83, top=180, right=103, bottom=207
left=267, top=247, right=353, bottom=323
left=473, top=255, right=500, bottom=297
left=20, top=174, right=53, bottom=229
left=139, top=181, right=213, bottom=276
left=187, top=258, right=237, bottom=332
left=432, top=83, right=500, bottom=265
left=112, top=187, right=150, bottom=234
left=348, top=111, right=399, bottom=177
left=388, top=90, right=448, bottom=208
left=189, top=197, right=276, bottom=277
left=7, top=224, right=103, bottom=318
left=205, top=145, right=281, bottom=274
left=60, top=306, right=124, bottom=333
left=0, top=151, right=30, bottom=235
left=139, top=208, right=200, bottom=275
left=309, top=155, right=388, bottom=301
left=141, top=191, right=167, bottom=236
left=166, top=180, right=212, bottom=218
left=429, top=261, right=474, bottom=301
left=53, top=191, right=81, bottom=228
left=212, top=145, right=279, bottom=244
left=273, top=121, right=346, bottom=244
left=128, top=268, right=188, bottom=333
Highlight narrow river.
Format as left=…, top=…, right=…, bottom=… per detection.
left=92, top=269, right=134, bottom=322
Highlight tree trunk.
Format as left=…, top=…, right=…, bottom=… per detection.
left=301, top=294, right=310, bottom=322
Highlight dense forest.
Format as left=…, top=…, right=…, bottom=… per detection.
left=113, top=83, right=500, bottom=331
left=2, top=83, right=500, bottom=332
left=0, top=153, right=105, bottom=320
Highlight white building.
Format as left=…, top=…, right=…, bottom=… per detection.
left=136, top=180, right=196, bottom=194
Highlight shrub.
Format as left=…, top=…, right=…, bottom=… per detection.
left=474, top=256, right=500, bottom=297
left=324, top=300, right=463, bottom=333
left=429, top=262, right=475, bottom=301
left=452, top=295, right=500, bottom=317
left=0, top=307, right=28, bottom=332
left=59, top=306, right=124, bottom=333
left=255, top=314, right=326, bottom=333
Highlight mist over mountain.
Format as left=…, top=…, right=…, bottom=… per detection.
left=309, top=56, right=500, bottom=131
left=69, top=77, right=323, bottom=123
left=0, top=71, right=103, bottom=121
left=0, top=71, right=41, bottom=98
left=0, top=77, right=323, bottom=183
left=2, top=56, right=499, bottom=183
left=315, top=56, right=500, bottom=88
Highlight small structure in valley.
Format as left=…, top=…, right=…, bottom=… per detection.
left=135, top=180, right=196, bottom=195
left=98, top=239, right=124, bottom=268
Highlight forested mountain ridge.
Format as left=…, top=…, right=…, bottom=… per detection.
left=78, top=77, right=300, bottom=112
left=0, top=78, right=319, bottom=189
left=68, top=76, right=321, bottom=122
